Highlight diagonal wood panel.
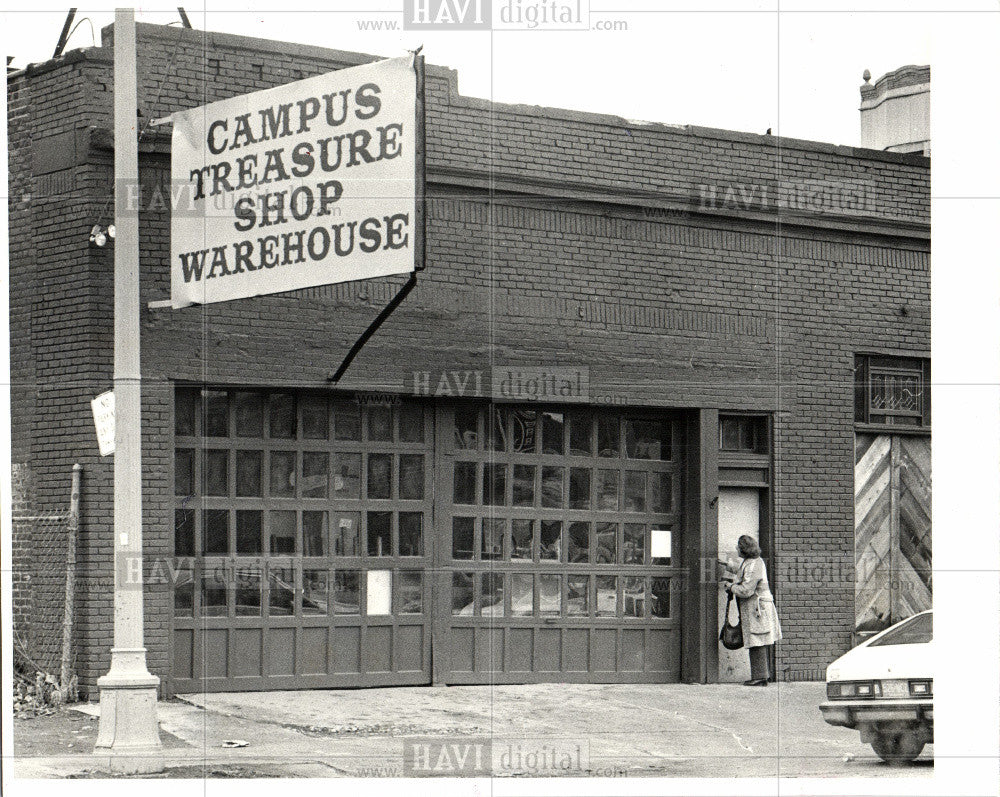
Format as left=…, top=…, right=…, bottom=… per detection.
left=855, top=434, right=932, bottom=632
left=855, top=434, right=892, bottom=631
left=892, top=553, right=933, bottom=618
left=895, top=436, right=932, bottom=613
left=855, top=468, right=891, bottom=545
left=856, top=435, right=891, bottom=495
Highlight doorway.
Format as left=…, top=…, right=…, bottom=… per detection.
left=717, top=487, right=761, bottom=683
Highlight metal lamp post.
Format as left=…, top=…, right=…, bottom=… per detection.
left=93, top=8, right=164, bottom=774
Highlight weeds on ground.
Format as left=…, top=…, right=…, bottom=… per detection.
left=14, top=636, right=77, bottom=718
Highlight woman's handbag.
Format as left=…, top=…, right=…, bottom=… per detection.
left=720, top=592, right=744, bottom=650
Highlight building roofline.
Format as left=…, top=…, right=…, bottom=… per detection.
left=861, top=64, right=930, bottom=101
left=8, top=45, right=100, bottom=79
left=12, top=21, right=928, bottom=170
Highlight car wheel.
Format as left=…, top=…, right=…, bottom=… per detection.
left=871, top=731, right=925, bottom=764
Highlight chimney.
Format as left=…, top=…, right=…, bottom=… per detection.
left=859, top=64, right=930, bottom=156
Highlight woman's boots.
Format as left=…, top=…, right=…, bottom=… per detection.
left=744, top=645, right=770, bottom=686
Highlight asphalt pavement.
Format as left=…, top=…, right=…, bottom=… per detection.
left=12, top=681, right=932, bottom=778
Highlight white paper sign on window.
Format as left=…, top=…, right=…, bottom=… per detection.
left=651, top=528, right=672, bottom=563
left=367, top=570, right=392, bottom=615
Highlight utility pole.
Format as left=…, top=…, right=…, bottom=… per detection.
left=93, top=8, right=164, bottom=775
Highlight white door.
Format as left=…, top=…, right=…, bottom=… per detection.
left=717, top=488, right=760, bottom=682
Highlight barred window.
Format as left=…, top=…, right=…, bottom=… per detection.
left=855, top=355, right=930, bottom=427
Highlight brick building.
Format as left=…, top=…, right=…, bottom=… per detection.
left=8, top=23, right=930, bottom=697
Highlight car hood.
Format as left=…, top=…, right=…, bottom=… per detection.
left=826, top=641, right=934, bottom=682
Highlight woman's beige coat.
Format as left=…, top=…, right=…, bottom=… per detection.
left=729, top=557, right=783, bottom=647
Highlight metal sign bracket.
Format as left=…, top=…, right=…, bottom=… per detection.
left=328, top=272, right=418, bottom=384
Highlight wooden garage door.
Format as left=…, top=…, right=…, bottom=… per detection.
left=435, top=405, right=684, bottom=684
left=854, top=433, right=932, bottom=635
left=171, top=388, right=433, bottom=691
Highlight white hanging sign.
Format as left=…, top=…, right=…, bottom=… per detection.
left=168, top=55, right=418, bottom=308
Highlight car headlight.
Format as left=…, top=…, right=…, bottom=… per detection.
left=908, top=679, right=933, bottom=697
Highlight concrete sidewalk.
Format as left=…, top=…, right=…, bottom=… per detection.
left=12, top=682, right=932, bottom=778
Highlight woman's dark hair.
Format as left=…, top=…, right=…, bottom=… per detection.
left=738, top=534, right=761, bottom=559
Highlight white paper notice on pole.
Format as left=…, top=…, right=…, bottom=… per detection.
left=168, top=55, right=418, bottom=309
left=91, top=390, right=115, bottom=456
left=651, top=528, right=672, bottom=560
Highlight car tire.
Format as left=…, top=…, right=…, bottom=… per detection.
left=871, top=731, right=925, bottom=764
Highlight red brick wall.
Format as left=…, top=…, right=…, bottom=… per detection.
left=9, top=24, right=929, bottom=694
left=11, top=464, right=34, bottom=652
left=7, top=51, right=139, bottom=690
left=9, top=69, right=34, bottom=652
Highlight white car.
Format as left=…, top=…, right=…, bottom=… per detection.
left=819, top=610, right=933, bottom=763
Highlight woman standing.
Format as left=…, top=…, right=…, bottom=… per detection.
left=725, top=534, right=782, bottom=686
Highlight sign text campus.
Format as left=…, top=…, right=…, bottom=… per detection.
left=169, top=56, right=417, bottom=308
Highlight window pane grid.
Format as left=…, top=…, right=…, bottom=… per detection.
left=446, top=407, right=681, bottom=620
left=174, top=389, right=432, bottom=628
